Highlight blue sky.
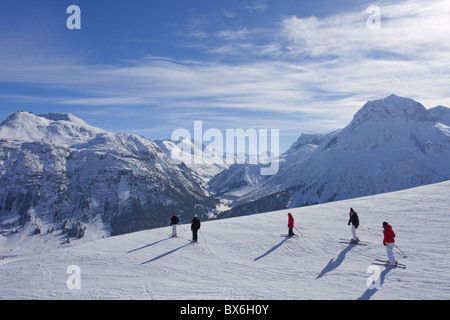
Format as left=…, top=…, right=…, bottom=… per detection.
left=0, top=0, right=449, bottom=152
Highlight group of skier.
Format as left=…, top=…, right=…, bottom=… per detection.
left=170, top=212, right=201, bottom=242
left=169, top=208, right=401, bottom=266
left=347, top=207, right=399, bottom=266
left=287, top=208, right=400, bottom=266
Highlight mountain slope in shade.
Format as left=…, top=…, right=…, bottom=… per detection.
left=155, top=138, right=230, bottom=185
left=0, top=111, right=217, bottom=237
left=208, top=132, right=326, bottom=197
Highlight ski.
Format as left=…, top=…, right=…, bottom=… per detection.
left=338, top=241, right=367, bottom=246
left=375, top=258, right=406, bottom=266
left=340, top=238, right=364, bottom=242
left=371, top=262, right=406, bottom=269
left=281, top=234, right=299, bottom=238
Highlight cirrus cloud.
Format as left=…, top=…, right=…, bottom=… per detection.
left=0, top=0, right=449, bottom=145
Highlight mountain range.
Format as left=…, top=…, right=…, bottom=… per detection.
left=0, top=111, right=217, bottom=236
left=219, top=94, right=450, bottom=217
left=0, top=94, right=449, bottom=237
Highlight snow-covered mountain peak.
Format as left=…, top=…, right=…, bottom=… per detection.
left=1, top=110, right=37, bottom=125
left=0, top=110, right=105, bottom=147
left=350, top=94, right=430, bottom=129
left=38, top=112, right=87, bottom=125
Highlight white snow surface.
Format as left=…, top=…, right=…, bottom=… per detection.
left=1, top=180, right=449, bottom=300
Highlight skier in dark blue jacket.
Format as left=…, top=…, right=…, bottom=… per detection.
left=191, top=214, right=201, bottom=242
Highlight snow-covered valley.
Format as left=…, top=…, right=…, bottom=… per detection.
left=1, top=180, right=449, bottom=300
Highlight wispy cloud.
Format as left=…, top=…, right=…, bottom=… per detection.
left=1, top=0, right=449, bottom=138
left=216, top=28, right=249, bottom=41
left=245, top=0, right=269, bottom=14
left=282, top=1, right=450, bottom=59
left=279, top=0, right=450, bottom=106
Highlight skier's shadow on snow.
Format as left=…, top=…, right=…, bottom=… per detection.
left=254, top=237, right=289, bottom=262
left=127, top=237, right=172, bottom=253
left=316, top=244, right=354, bottom=279
left=141, top=242, right=193, bottom=265
left=358, top=267, right=393, bottom=300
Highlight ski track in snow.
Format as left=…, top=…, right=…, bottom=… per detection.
left=1, top=181, right=450, bottom=300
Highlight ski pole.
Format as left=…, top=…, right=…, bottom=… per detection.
left=294, top=226, right=303, bottom=236
left=393, top=244, right=407, bottom=258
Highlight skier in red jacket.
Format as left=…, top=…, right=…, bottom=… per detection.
left=383, top=222, right=397, bottom=265
left=287, top=213, right=295, bottom=237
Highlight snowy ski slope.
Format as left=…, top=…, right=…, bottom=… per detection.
left=1, top=181, right=449, bottom=300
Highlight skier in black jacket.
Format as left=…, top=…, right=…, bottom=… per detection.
left=191, top=214, right=201, bottom=242
left=348, top=208, right=360, bottom=243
